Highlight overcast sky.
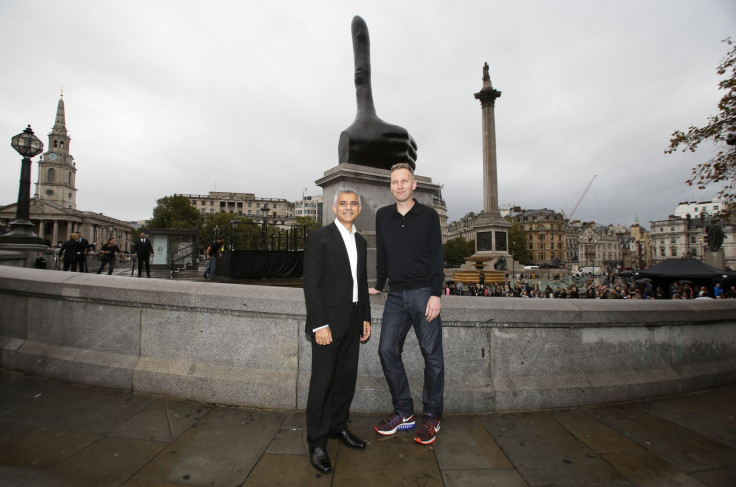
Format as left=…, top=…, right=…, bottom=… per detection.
left=1, top=0, right=734, bottom=229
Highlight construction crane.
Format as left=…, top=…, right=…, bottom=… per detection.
left=562, top=174, right=597, bottom=221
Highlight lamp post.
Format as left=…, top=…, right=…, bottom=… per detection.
left=699, top=237, right=704, bottom=261
left=260, top=205, right=269, bottom=250
left=2, top=125, right=45, bottom=244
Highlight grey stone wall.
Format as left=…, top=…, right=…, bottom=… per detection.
left=1, top=266, right=735, bottom=412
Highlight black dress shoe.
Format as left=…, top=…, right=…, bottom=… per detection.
left=332, top=429, right=366, bottom=450
left=309, top=447, right=332, bottom=473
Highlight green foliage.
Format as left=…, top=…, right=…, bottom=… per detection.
left=507, top=220, right=531, bottom=265
left=443, top=236, right=473, bottom=267
left=666, top=38, right=736, bottom=206
left=148, top=195, right=201, bottom=230
left=295, top=216, right=322, bottom=232
left=201, top=213, right=253, bottom=241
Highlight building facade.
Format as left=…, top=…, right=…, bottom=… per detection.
left=294, top=195, right=323, bottom=224
left=182, top=192, right=295, bottom=224
left=512, top=209, right=566, bottom=265
left=0, top=94, right=132, bottom=250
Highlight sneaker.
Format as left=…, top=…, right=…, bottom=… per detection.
left=375, top=412, right=415, bottom=435
left=414, top=414, right=441, bottom=445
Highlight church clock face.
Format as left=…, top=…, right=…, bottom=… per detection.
left=48, top=153, right=57, bottom=160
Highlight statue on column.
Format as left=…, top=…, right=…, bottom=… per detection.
left=338, top=16, right=418, bottom=170
left=705, top=218, right=726, bottom=251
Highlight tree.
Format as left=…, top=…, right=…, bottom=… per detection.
left=666, top=38, right=736, bottom=206
left=148, top=195, right=201, bottom=230
left=295, top=216, right=322, bottom=233
left=507, top=220, right=531, bottom=265
left=443, top=236, right=473, bottom=267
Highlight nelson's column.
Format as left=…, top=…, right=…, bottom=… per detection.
left=455, top=63, right=512, bottom=283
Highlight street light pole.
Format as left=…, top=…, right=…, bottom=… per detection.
left=1, top=125, right=46, bottom=244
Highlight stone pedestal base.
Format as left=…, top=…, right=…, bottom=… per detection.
left=704, top=249, right=727, bottom=271
left=315, top=163, right=441, bottom=281
left=0, top=242, right=53, bottom=268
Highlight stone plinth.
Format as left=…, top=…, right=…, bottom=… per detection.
left=315, top=163, right=441, bottom=281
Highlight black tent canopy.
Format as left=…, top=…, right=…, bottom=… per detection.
left=638, top=258, right=729, bottom=279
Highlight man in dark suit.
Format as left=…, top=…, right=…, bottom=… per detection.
left=77, top=232, right=91, bottom=272
left=303, top=187, right=371, bottom=474
left=58, top=232, right=81, bottom=272
left=135, top=232, right=155, bottom=278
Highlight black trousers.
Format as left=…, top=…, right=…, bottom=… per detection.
left=306, top=306, right=360, bottom=449
left=137, top=255, right=151, bottom=276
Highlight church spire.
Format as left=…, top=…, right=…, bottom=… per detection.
left=51, top=90, right=67, bottom=138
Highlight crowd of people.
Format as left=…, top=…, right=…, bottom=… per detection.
left=446, top=280, right=736, bottom=299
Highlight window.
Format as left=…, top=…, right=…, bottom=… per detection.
left=671, top=248, right=677, bottom=257
left=690, top=236, right=696, bottom=244
left=714, top=205, right=720, bottom=210
left=529, top=243, right=533, bottom=250
left=47, top=168, right=55, bottom=182
left=671, top=237, right=677, bottom=244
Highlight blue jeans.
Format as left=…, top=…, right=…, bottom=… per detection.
left=204, top=256, right=216, bottom=277
left=378, top=288, right=444, bottom=418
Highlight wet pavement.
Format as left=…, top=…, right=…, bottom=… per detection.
left=1, top=369, right=734, bottom=486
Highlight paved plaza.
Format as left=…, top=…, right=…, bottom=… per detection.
left=0, top=369, right=734, bottom=486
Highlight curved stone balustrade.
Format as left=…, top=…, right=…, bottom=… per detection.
left=1, top=266, right=735, bottom=412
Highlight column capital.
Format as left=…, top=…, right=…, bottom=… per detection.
left=474, top=87, right=502, bottom=108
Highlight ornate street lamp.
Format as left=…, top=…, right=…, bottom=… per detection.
left=260, top=205, right=270, bottom=250
left=2, top=125, right=46, bottom=244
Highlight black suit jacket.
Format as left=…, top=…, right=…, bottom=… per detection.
left=135, top=238, right=154, bottom=257
left=303, top=221, right=370, bottom=337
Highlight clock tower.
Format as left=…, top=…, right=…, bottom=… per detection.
left=35, top=93, right=77, bottom=209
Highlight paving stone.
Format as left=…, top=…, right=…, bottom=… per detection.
left=243, top=452, right=333, bottom=486
left=552, top=409, right=645, bottom=453
left=132, top=407, right=286, bottom=486
left=442, top=469, right=529, bottom=487
left=23, top=436, right=166, bottom=487
left=602, top=450, right=707, bottom=487
left=110, top=399, right=209, bottom=442
left=267, top=428, right=307, bottom=455
left=587, top=403, right=736, bottom=472
left=334, top=433, right=443, bottom=486
left=639, top=395, right=736, bottom=448
left=120, top=479, right=185, bottom=487
left=0, top=424, right=98, bottom=470
left=0, top=371, right=58, bottom=412
left=689, top=467, right=736, bottom=487
left=479, top=412, right=631, bottom=486
left=0, top=465, right=44, bottom=487
left=434, top=415, right=513, bottom=470
left=0, top=381, right=92, bottom=426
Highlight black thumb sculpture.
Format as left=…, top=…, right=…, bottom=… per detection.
left=338, top=16, right=418, bottom=170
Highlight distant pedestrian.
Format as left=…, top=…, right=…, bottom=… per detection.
left=96, top=237, right=127, bottom=275
left=77, top=233, right=90, bottom=272
left=203, top=236, right=225, bottom=279
left=58, top=233, right=81, bottom=272
left=135, top=232, right=154, bottom=278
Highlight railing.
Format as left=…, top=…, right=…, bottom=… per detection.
left=169, top=239, right=206, bottom=278
left=169, top=220, right=308, bottom=278
left=217, top=220, right=307, bottom=252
